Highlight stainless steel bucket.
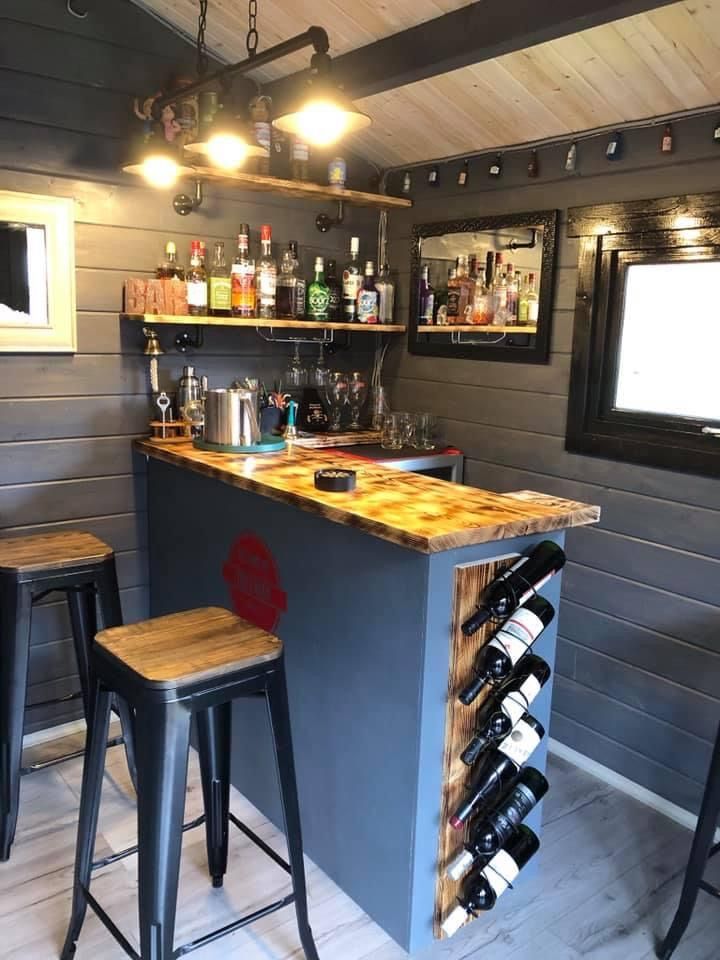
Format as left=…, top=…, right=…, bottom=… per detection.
left=203, top=388, right=261, bottom=447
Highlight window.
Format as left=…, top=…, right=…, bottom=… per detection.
left=565, top=193, right=720, bottom=477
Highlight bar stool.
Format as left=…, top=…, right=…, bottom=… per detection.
left=61, top=606, right=320, bottom=960
left=658, top=717, right=720, bottom=959
left=0, top=531, right=137, bottom=861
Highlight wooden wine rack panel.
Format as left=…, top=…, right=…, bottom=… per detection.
left=434, top=555, right=518, bottom=938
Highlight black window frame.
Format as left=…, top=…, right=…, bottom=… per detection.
left=566, top=192, right=720, bottom=478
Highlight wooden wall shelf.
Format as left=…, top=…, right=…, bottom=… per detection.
left=418, top=324, right=537, bottom=335
left=122, top=313, right=406, bottom=334
left=188, top=166, right=412, bottom=210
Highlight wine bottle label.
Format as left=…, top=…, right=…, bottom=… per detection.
left=441, top=904, right=469, bottom=938
left=528, top=300, right=539, bottom=323
left=209, top=277, right=231, bottom=310
left=482, top=849, right=520, bottom=898
left=187, top=280, right=207, bottom=308
left=258, top=270, right=276, bottom=299
left=488, top=606, right=546, bottom=666
left=502, top=674, right=542, bottom=728
left=308, top=288, right=330, bottom=318
left=497, top=718, right=542, bottom=766
left=447, top=848, right=475, bottom=882
left=501, top=782, right=539, bottom=830
left=357, top=290, right=378, bottom=323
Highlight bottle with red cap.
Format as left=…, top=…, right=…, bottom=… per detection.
left=256, top=224, right=277, bottom=319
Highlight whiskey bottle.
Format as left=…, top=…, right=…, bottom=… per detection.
left=447, top=255, right=474, bottom=324
left=291, top=136, right=311, bottom=181
left=277, top=242, right=304, bottom=318
left=256, top=224, right=277, bottom=319
left=342, top=237, right=362, bottom=323
left=187, top=240, right=208, bottom=317
left=209, top=241, right=231, bottom=317
left=230, top=225, right=255, bottom=319
left=157, top=241, right=184, bottom=280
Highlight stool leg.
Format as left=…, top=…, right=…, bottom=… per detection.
left=265, top=659, right=320, bottom=960
left=136, top=700, right=191, bottom=960
left=66, top=586, right=96, bottom=718
left=658, top=721, right=720, bottom=960
left=197, top=703, right=231, bottom=888
left=0, top=577, right=32, bottom=862
left=60, top=684, right=112, bottom=960
left=94, top=558, right=138, bottom=790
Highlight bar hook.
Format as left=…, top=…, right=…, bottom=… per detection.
left=67, top=0, right=88, bottom=19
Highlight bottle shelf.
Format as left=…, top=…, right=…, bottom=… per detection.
left=122, top=313, right=406, bottom=334
left=188, top=166, right=412, bottom=210
left=418, top=324, right=537, bottom=334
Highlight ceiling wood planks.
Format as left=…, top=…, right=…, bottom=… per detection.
left=129, top=0, right=720, bottom=166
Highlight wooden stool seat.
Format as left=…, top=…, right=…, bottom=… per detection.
left=0, top=531, right=113, bottom=574
left=96, top=606, right=282, bottom=687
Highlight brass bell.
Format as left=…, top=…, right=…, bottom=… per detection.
left=142, top=326, right=164, bottom=356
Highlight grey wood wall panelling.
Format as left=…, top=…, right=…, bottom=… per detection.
left=387, top=114, right=720, bottom=813
left=0, top=0, right=378, bottom=733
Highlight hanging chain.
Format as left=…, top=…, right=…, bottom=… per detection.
left=246, top=0, right=259, bottom=57
left=196, top=0, right=209, bottom=77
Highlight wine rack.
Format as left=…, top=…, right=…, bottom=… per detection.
left=434, top=555, right=517, bottom=937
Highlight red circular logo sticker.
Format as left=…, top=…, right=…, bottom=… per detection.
left=222, top=532, right=287, bottom=632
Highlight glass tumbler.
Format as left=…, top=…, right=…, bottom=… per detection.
left=381, top=412, right=403, bottom=450
left=413, top=412, right=437, bottom=450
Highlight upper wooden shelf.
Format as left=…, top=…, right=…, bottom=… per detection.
left=122, top=313, right=405, bottom=334
left=189, top=166, right=412, bottom=210
left=417, top=324, right=537, bottom=334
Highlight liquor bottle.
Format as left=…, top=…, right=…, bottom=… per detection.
left=256, top=224, right=277, bottom=319
left=376, top=263, right=395, bottom=324
left=428, top=165, right=439, bottom=186
left=249, top=95, right=272, bottom=175
left=418, top=265, right=435, bottom=324
left=401, top=171, right=412, bottom=195
left=470, top=273, right=492, bottom=325
left=328, top=156, right=347, bottom=188
left=447, top=255, right=475, bottom=324
left=565, top=141, right=577, bottom=172
left=357, top=261, right=379, bottom=324
left=505, top=263, right=518, bottom=323
left=157, top=241, right=184, bottom=279
left=449, top=714, right=545, bottom=829
left=528, top=149, right=539, bottom=178
left=458, top=598, right=554, bottom=705
left=230, top=225, right=255, bottom=319
left=457, top=159, right=469, bottom=187
left=485, top=251, right=495, bottom=288
left=209, top=241, right=231, bottom=317
left=491, top=254, right=507, bottom=324
left=489, top=153, right=503, bottom=177
left=661, top=123, right=673, bottom=153
left=306, top=256, right=330, bottom=322
left=289, top=241, right=306, bottom=318
left=461, top=540, right=565, bottom=636
left=459, top=655, right=551, bottom=765
left=342, top=237, right=362, bottom=322
left=325, top=258, right=343, bottom=321
left=447, top=768, right=548, bottom=880
left=277, top=242, right=304, bottom=318
left=525, top=273, right=539, bottom=325
left=441, top=827, right=540, bottom=935
left=187, top=240, right=208, bottom=316
left=291, top=136, right=311, bottom=181
left=606, top=130, right=623, bottom=161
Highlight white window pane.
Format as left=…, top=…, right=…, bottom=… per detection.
left=615, top=262, right=720, bottom=421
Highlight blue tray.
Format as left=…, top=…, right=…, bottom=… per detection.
left=193, top=436, right=287, bottom=454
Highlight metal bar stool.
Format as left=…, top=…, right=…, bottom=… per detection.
left=61, top=606, right=320, bottom=960
left=0, top=531, right=137, bottom=861
left=658, top=717, right=720, bottom=959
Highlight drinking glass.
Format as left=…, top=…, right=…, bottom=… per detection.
left=395, top=411, right=415, bottom=447
left=310, top=342, right=330, bottom=388
left=348, top=371, right=368, bottom=431
left=413, top=412, right=437, bottom=450
left=381, top=412, right=403, bottom=450
left=325, top=371, right=349, bottom=432
left=284, top=342, right=308, bottom=392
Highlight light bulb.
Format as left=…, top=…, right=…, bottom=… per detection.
left=296, top=101, right=350, bottom=147
left=141, top=154, right=180, bottom=189
left=207, top=133, right=248, bottom=171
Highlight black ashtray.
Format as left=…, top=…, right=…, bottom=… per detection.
left=314, top=468, right=357, bottom=492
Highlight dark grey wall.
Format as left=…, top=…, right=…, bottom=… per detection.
left=386, top=114, right=720, bottom=815
left=0, top=0, right=377, bottom=733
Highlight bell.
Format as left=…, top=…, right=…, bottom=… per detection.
left=143, top=326, right=164, bottom=356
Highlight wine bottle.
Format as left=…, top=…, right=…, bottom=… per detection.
left=450, top=714, right=545, bottom=829
left=446, top=768, right=548, bottom=880
left=461, top=540, right=565, bottom=636
left=458, top=598, right=554, bottom=707
left=460, top=655, right=551, bottom=765
left=441, top=827, right=540, bottom=935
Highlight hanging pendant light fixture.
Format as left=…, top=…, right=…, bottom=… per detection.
left=122, top=132, right=194, bottom=189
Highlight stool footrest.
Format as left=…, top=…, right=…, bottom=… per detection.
left=92, top=815, right=206, bottom=871
left=20, top=735, right=124, bottom=776
left=81, top=885, right=141, bottom=960
left=708, top=840, right=720, bottom=860
left=229, top=812, right=291, bottom=875
left=699, top=880, right=720, bottom=900
left=175, top=893, right=296, bottom=958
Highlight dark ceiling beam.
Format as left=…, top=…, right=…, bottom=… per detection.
left=263, top=0, right=680, bottom=105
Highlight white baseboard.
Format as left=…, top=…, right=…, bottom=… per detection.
left=23, top=718, right=86, bottom=749
left=549, top=738, right=720, bottom=842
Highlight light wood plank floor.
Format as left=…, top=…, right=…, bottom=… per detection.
left=3, top=730, right=719, bottom=959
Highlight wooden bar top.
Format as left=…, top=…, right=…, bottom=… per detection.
left=135, top=439, right=600, bottom=554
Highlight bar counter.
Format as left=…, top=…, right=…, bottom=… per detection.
left=136, top=438, right=599, bottom=952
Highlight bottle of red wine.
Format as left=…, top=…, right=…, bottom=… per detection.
left=462, top=541, right=565, bottom=636
left=446, top=768, right=548, bottom=880
left=460, top=655, right=551, bottom=765
left=441, top=826, right=540, bottom=935
left=459, top=596, right=554, bottom=706
left=450, top=714, right=545, bottom=829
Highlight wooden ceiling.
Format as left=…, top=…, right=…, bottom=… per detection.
left=132, top=0, right=720, bottom=166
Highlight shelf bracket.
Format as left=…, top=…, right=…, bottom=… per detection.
left=450, top=329, right=507, bottom=346
left=255, top=326, right=336, bottom=345
left=316, top=199, right=345, bottom=233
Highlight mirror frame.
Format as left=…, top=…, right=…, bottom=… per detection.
left=0, top=190, right=76, bottom=353
left=408, top=209, right=559, bottom=364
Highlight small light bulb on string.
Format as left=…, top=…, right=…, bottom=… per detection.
left=606, top=130, right=623, bottom=161
left=565, top=141, right=577, bottom=172
left=489, top=153, right=503, bottom=178
left=661, top=123, right=673, bottom=154
left=427, top=165, right=439, bottom=187
left=457, top=159, right=469, bottom=187
left=527, top=149, right=539, bottom=178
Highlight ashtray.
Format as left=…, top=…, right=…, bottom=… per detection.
left=314, top=468, right=357, bottom=492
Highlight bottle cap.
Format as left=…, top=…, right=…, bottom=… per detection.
left=166, top=241, right=176, bottom=255
left=314, top=256, right=325, bottom=271
left=441, top=905, right=469, bottom=938
left=327, top=258, right=336, bottom=271
left=191, top=239, right=201, bottom=251
left=447, top=848, right=475, bottom=882
left=289, top=240, right=298, bottom=255
left=350, top=236, right=360, bottom=254
left=261, top=224, right=271, bottom=241
left=365, top=260, right=375, bottom=274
